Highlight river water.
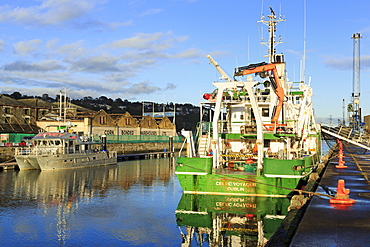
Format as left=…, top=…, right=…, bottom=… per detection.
left=0, top=157, right=293, bottom=247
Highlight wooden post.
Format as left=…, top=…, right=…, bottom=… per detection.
left=169, top=136, right=173, bottom=157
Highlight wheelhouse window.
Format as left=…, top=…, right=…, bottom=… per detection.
left=262, top=108, right=269, bottom=117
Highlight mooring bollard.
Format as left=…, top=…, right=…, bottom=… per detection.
left=329, top=179, right=355, bottom=204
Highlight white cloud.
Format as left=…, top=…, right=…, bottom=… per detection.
left=3, top=60, right=66, bottom=71
left=0, top=39, right=5, bottom=51
left=1, top=30, right=202, bottom=99
left=139, top=8, right=163, bottom=17
left=70, top=54, right=121, bottom=73
left=323, top=55, right=370, bottom=71
left=128, top=80, right=161, bottom=94
left=13, top=39, right=42, bottom=55
left=0, top=0, right=93, bottom=26
left=165, top=83, right=176, bottom=90
left=172, top=48, right=202, bottom=58
left=0, top=0, right=130, bottom=30
left=110, top=32, right=188, bottom=51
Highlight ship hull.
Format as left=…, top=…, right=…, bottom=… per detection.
left=175, top=152, right=320, bottom=197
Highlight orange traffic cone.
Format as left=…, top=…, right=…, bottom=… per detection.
left=336, top=149, right=347, bottom=168
left=336, top=154, right=347, bottom=168
left=329, top=179, right=355, bottom=204
left=339, top=142, right=343, bottom=150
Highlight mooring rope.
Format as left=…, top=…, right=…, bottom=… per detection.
left=178, top=162, right=334, bottom=198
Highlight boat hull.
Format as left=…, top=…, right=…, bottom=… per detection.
left=15, top=156, right=41, bottom=170
left=175, top=153, right=320, bottom=197
left=16, top=151, right=117, bottom=170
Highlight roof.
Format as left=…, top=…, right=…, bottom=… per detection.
left=51, top=102, right=96, bottom=113
left=0, top=123, right=40, bottom=134
left=18, top=98, right=55, bottom=108
left=0, top=94, right=30, bottom=107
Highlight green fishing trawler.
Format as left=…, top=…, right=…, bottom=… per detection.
left=175, top=8, right=321, bottom=197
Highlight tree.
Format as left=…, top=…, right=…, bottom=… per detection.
left=10, top=91, right=22, bottom=99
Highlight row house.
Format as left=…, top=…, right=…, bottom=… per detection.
left=92, top=110, right=176, bottom=137
left=0, top=95, right=43, bottom=134
left=0, top=95, right=177, bottom=138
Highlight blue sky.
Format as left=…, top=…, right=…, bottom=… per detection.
left=0, top=0, right=369, bottom=119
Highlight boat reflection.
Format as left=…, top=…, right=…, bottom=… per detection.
left=1, top=158, right=175, bottom=245
left=10, top=158, right=175, bottom=207
left=175, top=194, right=290, bottom=246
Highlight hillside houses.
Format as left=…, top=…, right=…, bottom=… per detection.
left=0, top=94, right=42, bottom=134
left=0, top=94, right=177, bottom=141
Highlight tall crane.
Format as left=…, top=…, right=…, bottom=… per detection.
left=349, top=33, right=362, bottom=131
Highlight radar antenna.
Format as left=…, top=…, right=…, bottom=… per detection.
left=259, top=7, right=285, bottom=63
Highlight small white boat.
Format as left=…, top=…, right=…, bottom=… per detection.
left=15, top=131, right=117, bottom=170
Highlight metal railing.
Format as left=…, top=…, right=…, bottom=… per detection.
left=15, top=146, right=106, bottom=156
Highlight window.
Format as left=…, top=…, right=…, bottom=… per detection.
left=4, top=107, right=12, bottom=114
left=126, top=118, right=131, bottom=125
left=100, top=116, right=106, bottom=125
left=262, top=108, right=269, bottom=117
left=24, top=108, right=31, bottom=115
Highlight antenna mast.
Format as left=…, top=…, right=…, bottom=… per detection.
left=259, top=6, right=285, bottom=63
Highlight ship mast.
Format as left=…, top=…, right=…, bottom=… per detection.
left=259, top=7, right=285, bottom=63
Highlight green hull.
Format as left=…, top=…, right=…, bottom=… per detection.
left=175, top=194, right=290, bottom=242
left=176, top=152, right=320, bottom=197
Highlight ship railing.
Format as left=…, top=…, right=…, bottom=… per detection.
left=217, top=120, right=295, bottom=135
left=15, top=147, right=33, bottom=155
left=15, top=146, right=114, bottom=156
left=220, top=89, right=271, bottom=103
left=222, top=95, right=271, bottom=103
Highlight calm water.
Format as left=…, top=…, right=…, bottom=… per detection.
left=0, top=157, right=297, bottom=246
left=0, top=158, right=183, bottom=246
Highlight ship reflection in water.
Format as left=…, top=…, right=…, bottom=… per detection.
left=176, top=194, right=289, bottom=246
left=0, top=158, right=289, bottom=246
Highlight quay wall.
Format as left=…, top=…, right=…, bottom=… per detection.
left=0, top=142, right=185, bottom=162
left=105, top=142, right=184, bottom=155
left=0, top=147, right=16, bottom=163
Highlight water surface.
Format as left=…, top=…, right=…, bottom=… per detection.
left=0, top=158, right=182, bottom=246
left=0, top=157, right=293, bottom=246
